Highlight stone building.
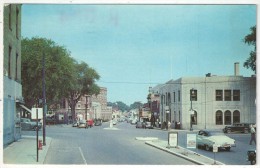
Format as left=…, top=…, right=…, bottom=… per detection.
left=3, top=4, right=23, bottom=146
left=156, top=63, right=256, bottom=130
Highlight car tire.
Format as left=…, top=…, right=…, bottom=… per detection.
left=33, top=126, right=37, bottom=131
left=251, top=159, right=256, bottom=165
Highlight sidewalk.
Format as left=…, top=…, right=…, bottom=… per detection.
left=3, top=135, right=52, bottom=164
left=142, top=138, right=224, bottom=165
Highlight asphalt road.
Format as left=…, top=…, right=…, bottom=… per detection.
left=41, top=122, right=196, bottom=165
left=21, top=121, right=256, bottom=165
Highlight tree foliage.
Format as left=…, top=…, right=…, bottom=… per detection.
left=68, top=61, right=100, bottom=120
left=243, top=25, right=256, bottom=73
left=129, top=101, right=143, bottom=110
left=22, top=37, right=75, bottom=108
left=21, top=37, right=101, bottom=120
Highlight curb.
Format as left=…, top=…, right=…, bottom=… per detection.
left=145, top=141, right=225, bottom=165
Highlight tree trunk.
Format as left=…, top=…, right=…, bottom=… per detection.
left=70, top=101, right=76, bottom=122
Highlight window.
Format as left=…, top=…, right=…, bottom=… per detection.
left=178, top=90, right=180, bottom=102
left=16, top=7, right=19, bottom=39
left=8, top=46, right=12, bottom=78
left=168, top=93, right=171, bottom=105
left=191, top=111, right=197, bottom=125
left=233, top=90, right=240, bottom=101
left=9, top=5, right=12, bottom=30
left=224, top=110, right=231, bottom=125
left=216, top=110, right=223, bottom=125
left=173, top=92, right=175, bottom=102
left=216, top=90, right=223, bottom=101
left=233, top=110, right=240, bottom=123
left=15, top=53, right=18, bottom=80
left=224, top=90, right=231, bottom=101
left=190, top=89, right=197, bottom=101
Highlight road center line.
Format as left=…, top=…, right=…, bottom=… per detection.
left=78, top=147, right=87, bottom=164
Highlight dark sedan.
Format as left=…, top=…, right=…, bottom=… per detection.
left=223, top=123, right=254, bottom=134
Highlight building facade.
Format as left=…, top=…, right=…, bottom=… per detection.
left=63, top=87, right=112, bottom=122
left=3, top=4, right=22, bottom=146
left=157, top=69, right=256, bottom=130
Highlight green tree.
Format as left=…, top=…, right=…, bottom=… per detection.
left=243, top=25, right=256, bottom=73
left=21, top=37, right=75, bottom=108
left=68, top=61, right=100, bottom=121
left=107, top=101, right=130, bottom=112
left=129, top=101, right=143, bottom=110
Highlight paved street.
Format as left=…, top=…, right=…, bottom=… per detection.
left=21, top=121, right=256, bottom=165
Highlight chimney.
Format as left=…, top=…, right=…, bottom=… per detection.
left=234, top=62, right=239, bottom=76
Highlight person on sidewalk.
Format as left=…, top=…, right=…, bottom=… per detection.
left=249, top=124, right=256, bottom=145
left=168, top=121, right=171, bottom=130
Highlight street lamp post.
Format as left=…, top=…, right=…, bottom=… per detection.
left=190, top=88, right=195, bottom=131
left=147, top=95, right=153, bottom=127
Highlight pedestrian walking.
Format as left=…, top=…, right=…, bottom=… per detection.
left=249, top=124, right=256, bottom=145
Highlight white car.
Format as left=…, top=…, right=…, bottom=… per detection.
left=197, top=130, right=236, bottom=151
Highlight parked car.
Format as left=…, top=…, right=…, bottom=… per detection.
left=223, top=123, right=254, bottom=134
left=94, top=119, right=102, bottom=126
left=87, top=119, right=94, bottom=128
left=136, top=121, right=145, bottom=128
left=21, top=118, right=42, bottom=131
left=78, top=120, right=87, bottom=128
left=46, top=116, right=56, bottom=125
left=197, top=130, right=236, bottom=151
left=145, top=121, right=153, bottom=129
left=131, top=119, right=137, bottom=125
left=72, top=121, right=79, bottom=127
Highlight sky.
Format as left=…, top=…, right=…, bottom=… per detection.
left=21, top=3, right=256, bottom=106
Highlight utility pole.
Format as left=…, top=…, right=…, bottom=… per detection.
left=42, top=52, right=46, bottom=145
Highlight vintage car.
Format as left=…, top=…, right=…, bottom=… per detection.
left=223, top=123, right=254, bottom=133
left=78, top=120, right=87, bottom=129
left=197, top=130, right=236, bottom=151
left=21, top=118, right=42, bottom=131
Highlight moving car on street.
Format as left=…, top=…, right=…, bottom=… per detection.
left=197, top=130, right=236, bottom=151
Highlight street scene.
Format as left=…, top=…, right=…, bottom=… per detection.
left=5, top=121, right=256, bottom=165
left=2, top=1, right=257, bottom=167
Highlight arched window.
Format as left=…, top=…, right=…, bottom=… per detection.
left=224, top=110, right=231, bottom=125
left=216, top=110, right=223, bottom=125
left=191, top=111, right=197, bottom=125
left=233, top=110, right=240, bottom=123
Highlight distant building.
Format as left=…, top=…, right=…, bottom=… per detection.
left=157, top=63, right=256, bottom=130
left=62, top=87, right=112, bottom=122
left=91, top=87, right=112, bottom=121
left=3, top=4, right=23, bottom=146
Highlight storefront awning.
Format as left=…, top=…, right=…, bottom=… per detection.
left=19, top=104, right=32, bottom=113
